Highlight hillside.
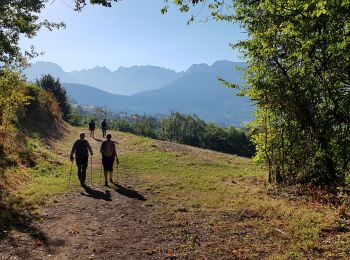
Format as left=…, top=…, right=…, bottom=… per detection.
left=1, top=126, right=349, bottom=259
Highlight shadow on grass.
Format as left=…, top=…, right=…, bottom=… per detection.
left=112, top=183, right=146, bottom=201
left=81, top=185, right=112, bottom=201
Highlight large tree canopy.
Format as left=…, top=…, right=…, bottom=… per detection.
left=169, top=0, right=350, bottom=187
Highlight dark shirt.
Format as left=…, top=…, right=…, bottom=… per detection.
left=71, top=139, right=93, bottom=158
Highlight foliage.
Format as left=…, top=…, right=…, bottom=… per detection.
left=24, top=84, right=62, bottom=121
left=111, top=111, right=255, bottom=157
left=234, top=0, right=350, bottom=186
left=74, top=0, right=118, bottom=10
left=169, top=0, right=350, bottom=187
left=36, top=74, right=71, bottom=121
left=0, top=0, right=64, bottom=67
left=0, top=69, right=31, bottom=145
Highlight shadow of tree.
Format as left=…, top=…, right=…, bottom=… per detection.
left=0, top=189, right=65, bottom=257
left=113, top=183, right=146, bottom=201
left=81, top=185, right=112, bottom=201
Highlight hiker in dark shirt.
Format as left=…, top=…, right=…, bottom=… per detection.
left=100, top=133, right=119, bottom=187
left=89, top=120, right=96, bottom=138
left=101, top=119, right=107, bottom=138
left=70, top=132, right=93, bottom=186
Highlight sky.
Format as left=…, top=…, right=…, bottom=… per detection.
left=19, top=0, right=246, bottom=72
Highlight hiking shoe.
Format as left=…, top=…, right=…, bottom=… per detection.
left=104, top=181, right=109, bottom=187
left=110, top=179, right=114, bottom=183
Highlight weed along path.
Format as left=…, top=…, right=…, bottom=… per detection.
left=1, top=127, right=350, bottom=259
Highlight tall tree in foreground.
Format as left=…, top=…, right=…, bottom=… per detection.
left=167, top=0, right=350, bottom=187
left=234, top=1, right=350, bottom=186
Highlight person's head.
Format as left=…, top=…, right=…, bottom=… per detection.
left=80, top=132, right=86, bottom=140
left=90, top=119, right=94, bottom=122
left=103, top=119, right=106, bottom=122
left=106, top=134, right=112, bottom=140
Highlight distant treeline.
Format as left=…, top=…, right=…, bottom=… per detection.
left=70, top=110, right=255, bottom=158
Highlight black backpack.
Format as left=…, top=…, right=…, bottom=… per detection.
left=75, top=140, right=89, bottom=157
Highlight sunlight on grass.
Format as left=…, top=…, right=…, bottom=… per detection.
left=4, top=127, right=350, bottom=258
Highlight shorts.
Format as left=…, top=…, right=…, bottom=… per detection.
left=102, top=156, right=115, bottom=171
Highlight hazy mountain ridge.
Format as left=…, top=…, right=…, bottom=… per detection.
left=62, top=61, right=253, bottom=126
left=24, top=61, right=183, bottom=95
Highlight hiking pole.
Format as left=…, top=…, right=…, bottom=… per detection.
left=116, top=162, right=119, bottom=184
left=68, top=160, right=73, bottom=188
left=90, top=155, right=93, bottom=186
left=100, top=158, right=102, bottom=184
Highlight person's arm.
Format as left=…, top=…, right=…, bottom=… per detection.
left=100, top=141, right=104, bottom=154
left=70, top=141, right=76, bottom=161
left=86, top=141, right=93, bottom=156
left=113, top=142, right=119, bottom=164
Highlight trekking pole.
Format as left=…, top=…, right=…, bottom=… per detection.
left=116, top=162, right=119, bottom=184
left=100, top=158, right=102, bottom=184
left=68, top=160, right=73, bottom=188
left=90, top=155, right=93, bottom=185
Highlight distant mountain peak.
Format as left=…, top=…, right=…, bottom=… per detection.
left=24, top=60, right=245, bottom=95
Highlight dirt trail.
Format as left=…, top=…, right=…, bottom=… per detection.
left=0, top=131, right=176, bottom=260
left=1, top=184, right=175, bottom=259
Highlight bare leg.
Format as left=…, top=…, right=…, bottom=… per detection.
left=109, top=171, right=113, bottom=182
left=104, top=171, right=108, bottom=186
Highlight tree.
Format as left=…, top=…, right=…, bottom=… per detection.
left=169, top=1, right=350, bottom=187
left=0, top=0, right=64, bottom=67
left=233, top=1, right=350, bottom=186
left=36, top=74, right=71, bottom=121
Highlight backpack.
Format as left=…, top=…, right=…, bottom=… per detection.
left=75, top=140, right=89, bottom=157
left=102, top=140, right=115, bottom=157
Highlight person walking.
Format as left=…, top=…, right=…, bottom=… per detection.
left=70, top=132, right=93, bottom=186
left=101, top=119, right=107, bottom=138
left=100, top=133, right=119, bottom=187
left=89, top=120, right=96, bottom=138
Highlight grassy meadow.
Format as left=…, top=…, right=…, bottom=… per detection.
left=1, top=126, right=350, bottom=258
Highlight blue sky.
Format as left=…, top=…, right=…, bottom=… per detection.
left=19, top=0, right=246, bottom=72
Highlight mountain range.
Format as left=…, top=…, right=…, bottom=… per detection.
left=24, top=60, right=254, bottom=126
left=24, top=61, right=182, bottom=95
